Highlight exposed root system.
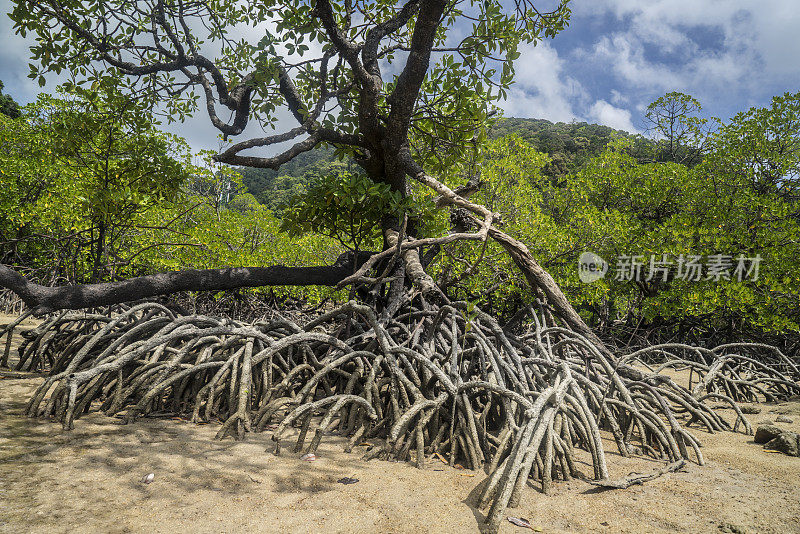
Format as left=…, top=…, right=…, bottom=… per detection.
left=2, top=300, right=799, bottom=533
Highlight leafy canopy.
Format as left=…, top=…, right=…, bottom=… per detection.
left=0, top=85, right=188, bottom=281
left=9, top=0, right=571, bottom=177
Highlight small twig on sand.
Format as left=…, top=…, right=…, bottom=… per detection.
left=584, top=460, right=687, bottom=490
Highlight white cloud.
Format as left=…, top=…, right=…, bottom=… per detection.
left=574, top=0, right=800, bottom=98
left=587, top=100, right=638, bottom=133
left=610, top=89, right=628, bottom=105
left=493, top=40, right=649, bottom=131
left=588, top=34, right=684, bottom=90
left=498, top=42, right=585, bottom=122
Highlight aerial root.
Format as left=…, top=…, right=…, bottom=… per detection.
left=3, top=300, right=799, bottom=533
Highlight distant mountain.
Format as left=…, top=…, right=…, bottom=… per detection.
left=0, top=80, right=21, bottom=119
left=236, top=147, right=338, bottom=211
left=489, top=117, right=651, bottom=178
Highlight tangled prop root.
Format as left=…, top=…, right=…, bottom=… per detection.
left=4, top=300, right=799, bottom=533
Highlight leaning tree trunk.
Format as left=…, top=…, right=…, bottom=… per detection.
left=400, top=149, right=610, bottom=355
left=488, top=227, right=610, bottom=353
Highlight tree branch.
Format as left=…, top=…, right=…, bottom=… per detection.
left=385, top=0, right=447, bottom=146
left=213, top=128, right=364, bottom=169
left=362, top=0, right=421, bottom=78
left=0, top=251, right=373, bottom=316
left=401, top=151, right=613, bottom=355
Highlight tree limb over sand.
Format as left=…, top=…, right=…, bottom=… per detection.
left=0, top=251, right=373, bottom=315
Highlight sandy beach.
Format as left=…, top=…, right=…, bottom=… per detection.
left=1, top=316, right=799, bottom=534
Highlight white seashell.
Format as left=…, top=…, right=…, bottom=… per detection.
left=300, top=453, right=316, bottom=461
left=141, top=473, right=155, bottom=484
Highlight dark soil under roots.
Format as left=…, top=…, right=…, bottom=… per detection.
left=2, top=298, right=799, bottom=533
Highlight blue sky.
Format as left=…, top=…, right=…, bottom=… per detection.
left=504, top=0, right=800, bottom=133
left=1, top=0, right=799, bottom=151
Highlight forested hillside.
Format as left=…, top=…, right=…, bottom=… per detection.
left=237, top=146, right=336, bottom=211
left=488, top=117, right=653, bottom=176
left=238, top=117, right=651, bottom=206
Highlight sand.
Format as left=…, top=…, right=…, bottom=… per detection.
left=1, top=316, right=799, bottom=534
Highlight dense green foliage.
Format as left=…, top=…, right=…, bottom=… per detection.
left=134, top=201, right=345, bottom=305
left=1, top=79, right=798, bottom=341
left=427, top=93, right=800, bottom=342
left=0, top=87, right=344, bottom=304
left=0, top=87, right=188, bottom=281
left=282, top=172, right=401, bottom=251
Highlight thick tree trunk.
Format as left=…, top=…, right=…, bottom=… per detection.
left=0, top=251, right=372, bottom=315
left=487, top=228, right=610, bottom=353
left=401, top=153, right=613, bottom=356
